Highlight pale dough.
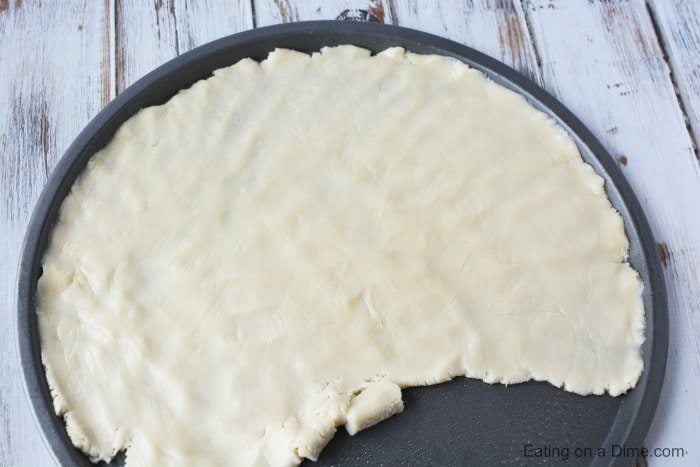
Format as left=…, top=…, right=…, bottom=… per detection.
left=37, top=46, right=645, bottom=466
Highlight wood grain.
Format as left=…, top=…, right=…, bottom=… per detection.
left=391, top=0, right=542, bottom=84
left=116, top=0, right=253, bottom=92
left=0, top=1, right=110, bottom=465
left=253, top=0, right=394, bottom=25
left=648, top=0, right=700, bottom=156
left=525, top=0, right=700, bottom=459
left=2, top=0, right=700, bottom=464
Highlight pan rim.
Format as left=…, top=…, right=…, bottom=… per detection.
left=17, top=20, right=668, bottom=466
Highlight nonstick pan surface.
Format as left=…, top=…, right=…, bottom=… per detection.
left=18, top=21, right=668, bottom=466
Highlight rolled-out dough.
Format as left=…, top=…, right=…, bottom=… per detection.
left=38, top=45, right=645, bottom=466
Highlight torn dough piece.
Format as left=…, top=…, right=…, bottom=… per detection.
left=346, top=380, right=404, bottom=435
left=37, top=45, right=645, bottom=466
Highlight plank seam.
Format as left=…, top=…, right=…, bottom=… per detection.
left=169, top=0, right=180, bottom=55
left=109, top=0, right=117, bottom=101
left=645, top=0, right=699, bottom=161
left=250, top=0, right=257, bottom=28
left=519, top=1, right=543, bottom=71
left=513, top=0, right=544, bottom=86
left=385, top=0, right=397, bottom=26
left=114, top=0, right=124, bottom=94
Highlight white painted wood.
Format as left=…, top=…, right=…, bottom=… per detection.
left=524, top=1, right=700, bottom=464
left=115, top=0, right=178, bottom=92
left=116, top=0, right=254, bottom=91
left=648, top=0, right=700, bottom=155
left=172, top=0, right=254, bottom=52
left=0, top=1, right=110, bottom=466
left=2, top=0, right=700, bottom=465
left=253, top=0, right=393, bottom=25
left=390, top=0, right=542, bottom=84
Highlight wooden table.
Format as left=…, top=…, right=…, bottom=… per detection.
left=1, top=1, right=698, bottom=465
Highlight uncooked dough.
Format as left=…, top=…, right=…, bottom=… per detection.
left=37, top=46, right=645, bottom=466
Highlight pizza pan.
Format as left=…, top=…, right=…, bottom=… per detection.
left=17, top=21, right=668, bottom=466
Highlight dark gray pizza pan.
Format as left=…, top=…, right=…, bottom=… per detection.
left=17, top=21, right=668, bottom=466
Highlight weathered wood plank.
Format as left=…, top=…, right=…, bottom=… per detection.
left=253, top=0, right=393, bottom=25
left=648, top=0, right=700, bottom=156
left=390, top=0, right=542, bottom=84
left=4, top=1, right=700, bottom=464
left=525, top=0, right=700, bottom=456
left=116, top=0, right=253, bottom=92
left=0, top=1, right=110, bottom=465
